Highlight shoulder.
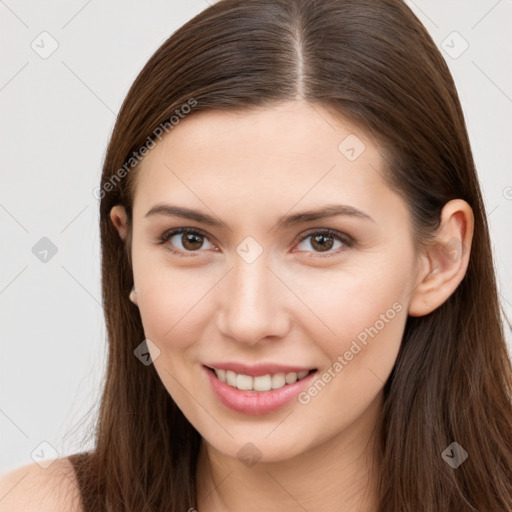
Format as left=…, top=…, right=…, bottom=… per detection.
left=0, top=456, right=82, bottom=512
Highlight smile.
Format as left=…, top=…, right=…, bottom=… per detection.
left=211, top=367, right=314, bottom=392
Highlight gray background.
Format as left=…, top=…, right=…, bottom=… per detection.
left=1, top=0, right=511, bottom=472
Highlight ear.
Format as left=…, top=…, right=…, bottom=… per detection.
left=110, top=205, right=129, bottom=240
left=408, top=199, right=474, bottom=317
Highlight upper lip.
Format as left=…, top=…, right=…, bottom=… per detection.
left=204, top=362, right=316, bottom=377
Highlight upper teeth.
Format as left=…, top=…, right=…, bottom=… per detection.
left=213, top=369, right=310, bottom=392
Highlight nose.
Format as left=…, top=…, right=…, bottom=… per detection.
left=217, top=252, right=291, bottom=346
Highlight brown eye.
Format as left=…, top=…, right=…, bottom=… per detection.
left=294, top=229, right=353, bottom=257
left=180, top=232, right=204, bottom=251
left=309, top=233, right=335, bottom=252
left=158, top=228, right=214, bottom=256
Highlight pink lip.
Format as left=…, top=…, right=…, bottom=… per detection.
left=203, top=365, right=317, bottom=415
left=204, top=361, right=316, bottom=377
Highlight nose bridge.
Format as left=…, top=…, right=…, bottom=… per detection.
left=218, top=247, right=288, bottom=345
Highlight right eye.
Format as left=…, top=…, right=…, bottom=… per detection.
left=157, top=227, right=217, bottom=257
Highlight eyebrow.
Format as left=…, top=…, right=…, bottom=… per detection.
left=144, top=203, right=374, bottom=230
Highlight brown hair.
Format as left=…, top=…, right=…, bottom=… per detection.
left=69, top=0, right=512, bottom=510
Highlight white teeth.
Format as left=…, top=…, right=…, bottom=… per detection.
left=236, top=374, right=253, bottom=390
left=213, top=368, right=312, bottom=392
left=226, top=370, right=237, bottom=387
left=253, top=374, right=272, bottom=392
left=271, top=373, right=286, bottom=389
left=285, top=372, right=297, bottom=384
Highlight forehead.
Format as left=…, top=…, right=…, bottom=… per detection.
left=131, top=101, right=400, bottom=225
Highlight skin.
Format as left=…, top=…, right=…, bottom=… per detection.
left=110, top=100, right=474, bottom=512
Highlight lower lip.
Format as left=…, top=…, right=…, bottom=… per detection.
left=203, top=365, right=317, bottom=415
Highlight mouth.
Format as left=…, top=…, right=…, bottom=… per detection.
left=205, top=366, right=316, bottom=392
left=203, top=365, right=318, bottom=414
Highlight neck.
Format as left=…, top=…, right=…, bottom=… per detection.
left=195, top=392, right=383, bottom=512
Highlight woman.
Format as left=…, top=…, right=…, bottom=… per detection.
left=2, top=0, right=511, bottom=510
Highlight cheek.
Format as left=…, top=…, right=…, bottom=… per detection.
left=290, top=260, right=408, bottom=342
left=133, top=256, right=219, bottom=357
left=296, top=283, right=407, bottom=430
left=290, top=258, right=410, bottom=395
left=133, top=267, right=209, bottom=408
left=136, top=277, right=201, bottom=349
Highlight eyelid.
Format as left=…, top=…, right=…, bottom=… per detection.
left=156, top=226, right=355, bottom=257
left=294, top=227, right=353, bottom=245
left=291, top=228, right=354, bottom=258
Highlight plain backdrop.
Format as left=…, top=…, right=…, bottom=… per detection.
left=1, top=0, right=511, bottom=472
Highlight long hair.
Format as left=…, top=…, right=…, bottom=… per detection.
left=69, top=0, right=512, bottom=510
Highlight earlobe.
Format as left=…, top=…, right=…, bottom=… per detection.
left=408, top=199, right=474, bottom=317
left=129, top=286, right=138, bottom=305
left=110, top=205, right=128, bottom=240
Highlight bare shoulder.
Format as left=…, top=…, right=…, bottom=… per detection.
left=0, top=456, right=82, bottom=512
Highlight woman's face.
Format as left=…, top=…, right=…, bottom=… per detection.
left=113, top=100, right=423, bottom=462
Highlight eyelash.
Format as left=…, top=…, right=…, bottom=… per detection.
left=156, top=227, right=355, bottom=259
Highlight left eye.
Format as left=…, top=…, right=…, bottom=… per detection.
left=157, top=228, right=353, bottom=258
left=294, top=229, right=352, bottom=256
